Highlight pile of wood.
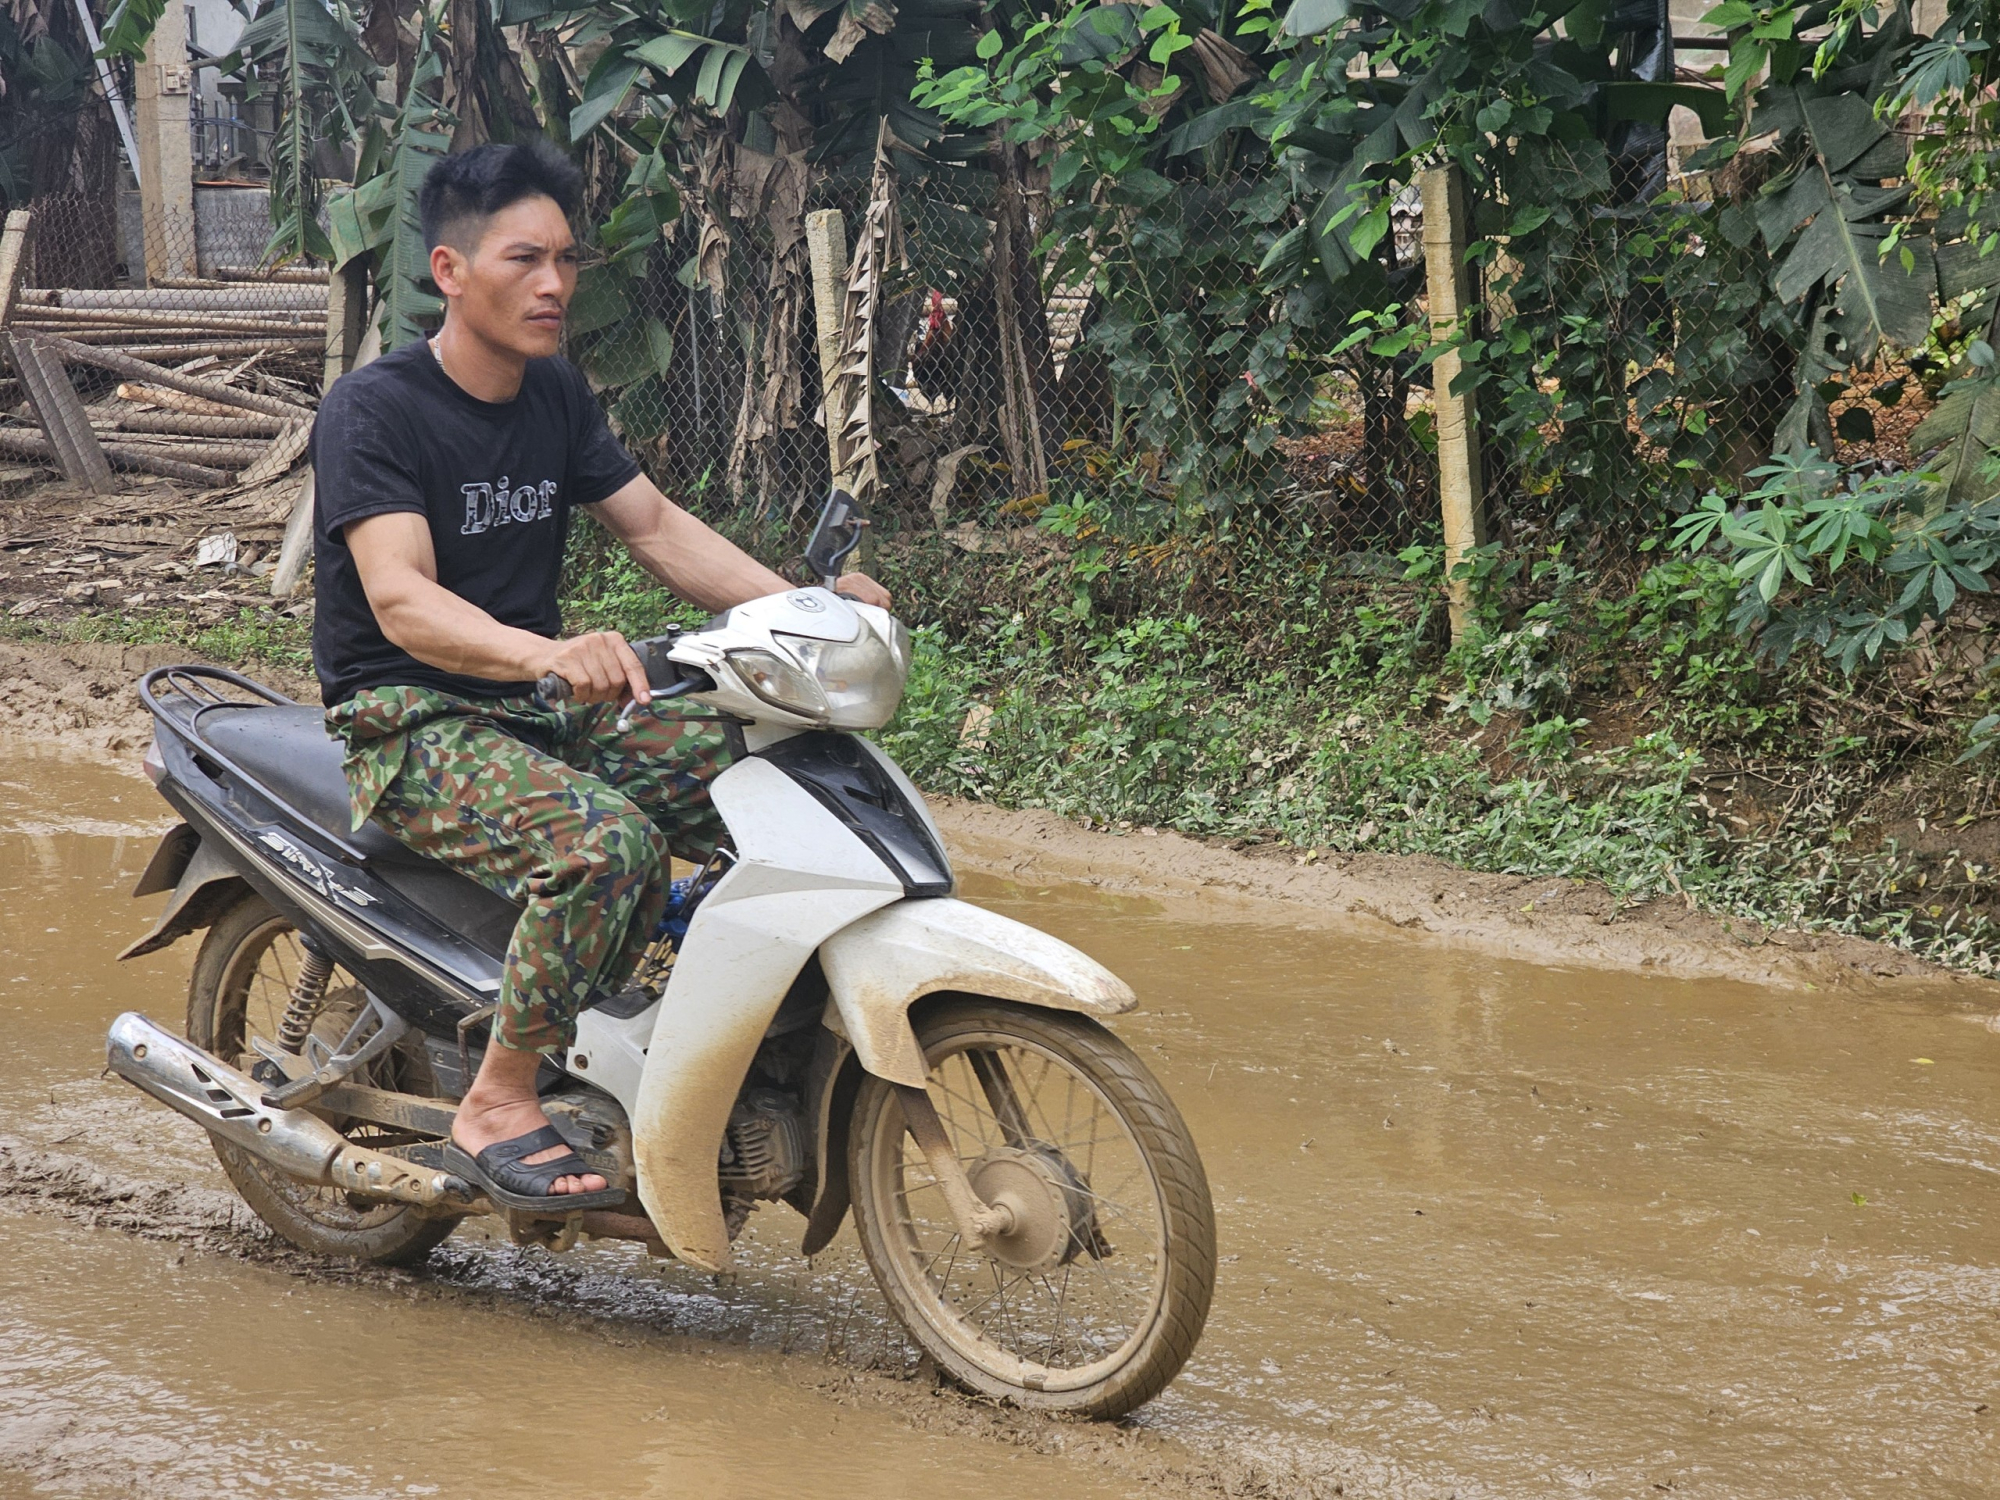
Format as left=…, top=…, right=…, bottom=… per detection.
left=0, top=209, right=323, bottom=496
left=9, top=284, right=327, bottom=367
left=1, top=333, right=314, bottom=488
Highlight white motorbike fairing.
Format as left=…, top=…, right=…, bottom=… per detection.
left=819, top=900, right=1136, bottom=1086
left=623, top=755, right=904, bottom=1270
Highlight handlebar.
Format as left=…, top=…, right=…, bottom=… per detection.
left=535, top=670, right=714, bottom=706
left=534, top=628, right=711, bottom=707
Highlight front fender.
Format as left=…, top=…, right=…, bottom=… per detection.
left=817, top=899, right=1136, bottom=1086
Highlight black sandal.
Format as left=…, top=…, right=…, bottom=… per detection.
left=443, top=1124, right=624, bottom=1213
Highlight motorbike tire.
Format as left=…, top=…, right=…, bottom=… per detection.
left=185, top=891, right=460, bottom=1266
left=847, top=997, right=1215, bottom=1419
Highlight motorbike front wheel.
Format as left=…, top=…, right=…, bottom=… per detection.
left=847, top=997, right=1215, bottom=1418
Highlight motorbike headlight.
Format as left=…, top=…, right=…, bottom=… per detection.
left=776, top=627, right=906, bottom=728
left=725, top=647, right=828, bottom=719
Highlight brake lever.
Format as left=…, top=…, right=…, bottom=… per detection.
left=614, top=672, right=715, bottom=733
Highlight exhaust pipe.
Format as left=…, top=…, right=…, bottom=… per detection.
left=106, top=1012, right=471, bottom=1210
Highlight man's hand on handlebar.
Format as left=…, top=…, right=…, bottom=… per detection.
left=836, top=572, right=891, bottom=610
left=538, top=630, right=651, bottom=706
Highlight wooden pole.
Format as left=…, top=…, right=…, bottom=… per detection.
left=1421, top=164, right=1486, bottom=644
left=0, top=427, right=230, bottom=487
left=805, top=209, right=854, bottom=494
left=322, top=263, right=370, bottom=395
left=7, top=333, right=117, bottom=493
left=31, top=333, right=315, bottom=419
left=280, top=267, right=375, bottom=598
left=17, top=306, right=327, bottom=334
left=134, top=0, right=196, bottom=286
left=0, top=211, right=37, bottom=333
left=21, top=286, right=328, bottom=311
left=270, top=467, right=316, bottom=599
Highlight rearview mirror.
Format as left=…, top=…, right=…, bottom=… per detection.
left=804, top=489, right=865, bottom=587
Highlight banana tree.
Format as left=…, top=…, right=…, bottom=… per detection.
left=227, top=0, right=384, bottom=263
left=323, top=8, right=455, bottom=349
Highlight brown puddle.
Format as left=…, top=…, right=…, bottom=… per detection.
left=4, top=752, right=2000, bottom=1498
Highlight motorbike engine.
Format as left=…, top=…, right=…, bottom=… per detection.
left=717, top=1089, right=807, bottom=1203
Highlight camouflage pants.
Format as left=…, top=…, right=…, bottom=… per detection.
left=326, top=685, right=731, bottom=1056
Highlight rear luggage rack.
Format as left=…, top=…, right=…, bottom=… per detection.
left=139, top=664, right=373, bottom=865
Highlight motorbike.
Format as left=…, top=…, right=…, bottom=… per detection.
left=104, top=491, right=1215, bottom=1418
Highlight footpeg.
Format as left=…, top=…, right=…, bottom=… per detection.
left=260, top=994, right=411, bottom=1109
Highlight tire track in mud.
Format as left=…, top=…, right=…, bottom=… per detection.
left=0, top=1129, right=1451, bottom=1500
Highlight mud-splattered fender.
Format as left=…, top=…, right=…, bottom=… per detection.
left=630, top=757, right=902, bottom=1272
left=118, top=826, right=250, bottom=960
left=816, top=899, right=1137, bottom=1087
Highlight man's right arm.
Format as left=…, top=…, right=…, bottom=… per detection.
left=346, top=512, right=650, bottom=705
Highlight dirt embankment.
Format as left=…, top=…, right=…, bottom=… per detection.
left=2, top=636, right=1980, bottom=999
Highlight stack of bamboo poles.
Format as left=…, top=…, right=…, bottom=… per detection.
left=0, top=335, right=315, bottom=488
left=10, top=286, right=326, bottom=365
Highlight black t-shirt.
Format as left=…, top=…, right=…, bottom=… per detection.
left=309, top=339, right=642, bottom=705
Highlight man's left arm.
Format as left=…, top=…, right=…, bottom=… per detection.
left=587, top=474, right=890, bottom=612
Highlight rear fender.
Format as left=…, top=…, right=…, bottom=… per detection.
left=816, top=899, right=1136, bottom=1088
left=120, top=825, right=249, bottom=960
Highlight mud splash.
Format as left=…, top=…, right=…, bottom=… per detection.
left=4, top=731, right=2000, bottom=1498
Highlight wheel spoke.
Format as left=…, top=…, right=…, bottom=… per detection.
left=214, top=915, right=413, bottom=1233
left=969, top=1049, right=1032, bottom=1146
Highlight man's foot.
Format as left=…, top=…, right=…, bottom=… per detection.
left=450, top=1090, right=608, bottom=1196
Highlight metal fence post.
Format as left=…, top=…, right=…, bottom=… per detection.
left=805, top=209, right=853, bottom=494
left=1421, top=164, right=1486, bottom=643
left=134, top=1, right=196, bottom=285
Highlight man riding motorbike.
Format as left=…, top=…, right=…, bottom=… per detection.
left=309, top=139, right=889, bottom=1213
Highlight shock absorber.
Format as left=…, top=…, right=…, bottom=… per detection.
left=276, top=937, right=336, bottom=1053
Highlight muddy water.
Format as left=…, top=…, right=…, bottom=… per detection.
left=5, top=756, right=2000, bottom=1498
left=0, top=756, right=1135, bottom=1500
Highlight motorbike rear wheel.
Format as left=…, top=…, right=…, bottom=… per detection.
left=847, top=997, right=1215, bottom=1418
left=186, top=891, right=460, bottom=1265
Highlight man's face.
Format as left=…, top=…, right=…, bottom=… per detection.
left=431, top=195, right=578, bottom=358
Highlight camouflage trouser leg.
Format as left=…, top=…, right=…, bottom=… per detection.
left=328, top=686, right=731, bottom=1056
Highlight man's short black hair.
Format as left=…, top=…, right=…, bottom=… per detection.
left=419, top=140, right=583, bottom=252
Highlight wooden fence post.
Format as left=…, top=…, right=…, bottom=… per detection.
left=1421, top=164, right=1486, bottom=643
left=0, top=211, right=36, bottom=333
left=272, top=264, right=375, bottom=600
left=134, top=0, right=196, bottom=285
left=8, top=333, right=117, bottom=494
left=805, top=209, right=855, bottom=495
left=321, top=262, right=371, bottom=396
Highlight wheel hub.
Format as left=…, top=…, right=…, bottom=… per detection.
left=969, top=1146, right=1093, bottom=1272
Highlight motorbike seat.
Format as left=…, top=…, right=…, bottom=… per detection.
left=195, top=705, right=522, bottom=956
left=198, top=705, right=421, bottom=864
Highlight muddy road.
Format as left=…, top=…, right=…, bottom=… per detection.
left=4, top=747, right=1999, bottom=1499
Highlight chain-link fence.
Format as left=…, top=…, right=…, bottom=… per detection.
left=0, top=96, right=1945, bottom=559
left=589, top=168, right=1441, bottom=555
